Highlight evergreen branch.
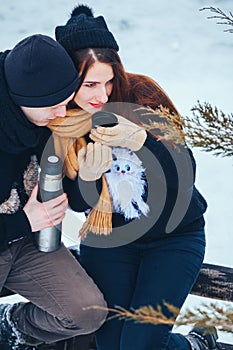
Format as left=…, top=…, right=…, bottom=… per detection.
left=200, top=7, right=233, bottom=33
left=183, top=101, right=233, bottom=157
left=135, top=103, right=233, bottom=157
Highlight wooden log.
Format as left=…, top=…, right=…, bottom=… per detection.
left=191, top=263, right=233, bottom=302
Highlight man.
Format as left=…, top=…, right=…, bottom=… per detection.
left=0, top=34, right=107, bottom=348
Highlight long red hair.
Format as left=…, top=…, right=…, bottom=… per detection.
left=69, top=48, right=181, bottom=127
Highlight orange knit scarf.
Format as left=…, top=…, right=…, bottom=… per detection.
left=48, top=109, right=112, bottom=238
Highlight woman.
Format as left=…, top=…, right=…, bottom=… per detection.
left=51, top=5, right=220, bottom=350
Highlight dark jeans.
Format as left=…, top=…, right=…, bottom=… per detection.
left=0, top=237, right=107, bottom=343
left=80, top=230, right=206, bottom=350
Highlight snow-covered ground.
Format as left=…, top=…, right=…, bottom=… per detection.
left=0, top=0, right=232, bottom=344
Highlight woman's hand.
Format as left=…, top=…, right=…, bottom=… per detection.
left=78, top=142, right=112, bottom=181
left=23, top=183, right=68, bottom=232
left=89, top=115, right=147, bottom=151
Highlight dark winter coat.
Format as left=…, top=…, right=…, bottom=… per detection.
left=0, top=51, right=53, bottom=252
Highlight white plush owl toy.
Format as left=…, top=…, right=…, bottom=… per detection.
left=104, top=147, right=150, bottom=220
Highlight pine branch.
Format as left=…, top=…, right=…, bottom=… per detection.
left=200, top=7, right=233, bottom=33
left=183, top=101, right=233, bottom=157
left=135, top=104, right=233, bottom=157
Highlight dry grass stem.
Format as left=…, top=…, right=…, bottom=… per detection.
left=84, top=302, right=233, bottom=333
left=136, top=106, right=186, bottom=149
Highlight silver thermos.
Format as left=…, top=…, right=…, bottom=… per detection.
left=34, top=155, right=63, bottom=252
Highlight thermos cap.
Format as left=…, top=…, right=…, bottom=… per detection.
left=48, top=155, right=59, bottom=163
left=41, top=155, right=63, bottom=176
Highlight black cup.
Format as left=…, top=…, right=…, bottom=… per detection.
left=92, top=111, right=118, bottom=128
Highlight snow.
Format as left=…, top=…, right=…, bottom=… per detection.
left=0, top=0, right=232, bottom=345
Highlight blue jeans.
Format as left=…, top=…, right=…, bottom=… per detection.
left=80, top=230, right=205, bottom=350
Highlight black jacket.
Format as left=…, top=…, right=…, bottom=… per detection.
left=0, top=51, right=52, bottom=251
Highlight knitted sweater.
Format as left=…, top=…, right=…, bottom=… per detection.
left=64, top=132, right=208, bottom=243
left=0, top=51, right=52, bottom=251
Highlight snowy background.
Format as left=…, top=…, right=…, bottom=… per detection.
left=0, top=0, right=232, bottom=344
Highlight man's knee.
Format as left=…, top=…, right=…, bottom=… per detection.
left=61, top=289, right=108, bottom=334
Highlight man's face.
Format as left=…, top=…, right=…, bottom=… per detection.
left=20, top=93, right=75, bottom=126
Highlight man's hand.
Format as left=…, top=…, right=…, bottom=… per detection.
left=89, top=114, right=147, bottom=151
left=23, top=183, right=68, bottom=232
left=78, top=142, right=112, bottom=181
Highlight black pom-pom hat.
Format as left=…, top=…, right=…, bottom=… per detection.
left=55, top=4, right=119, bottom=53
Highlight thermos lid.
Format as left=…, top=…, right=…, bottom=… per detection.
left=48, top=155, right=60, bottom=164
left=41, top=155, right=63, bottom=175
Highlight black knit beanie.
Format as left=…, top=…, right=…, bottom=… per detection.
left=55, top=4, right=119, bottom=54
left=4, top=34, right=79, bottom=107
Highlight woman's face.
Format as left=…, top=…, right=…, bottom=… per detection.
left=74, top=61, right=114, bottom=114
